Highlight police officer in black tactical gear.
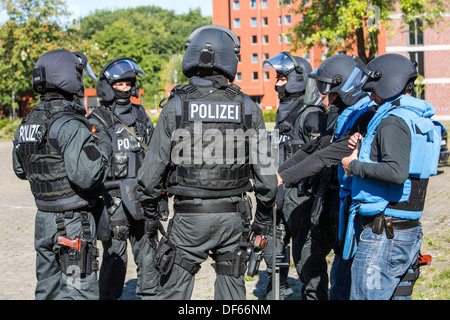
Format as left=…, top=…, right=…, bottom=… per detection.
left=12, top=49, right=112, bottom=300
left=278, top=54, right=376, bottom=299
left=87, top=57, right=161, bottom=299
left=261, top=52, right=327, bottom=299
left=136, top=25, right=278, bottom=300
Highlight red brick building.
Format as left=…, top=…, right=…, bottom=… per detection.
left=385, top=10, right=450, bottom=117
left=212, top=0, right=449, bottom=117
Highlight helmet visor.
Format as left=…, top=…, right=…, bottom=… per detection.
left=83, top=61, right=97, bottom=82
left=74, top=53, right=97, bottom=82
left=339, top=65, right=369, bottom=97
left=104, top=59, right=146, bottom=82
left=263, top=52, right=295, bottom=76
left=304, top=70, right=326, bottom=105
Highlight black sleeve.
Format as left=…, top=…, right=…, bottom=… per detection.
left=279, top=135, right=353, bottom=187
left=349, top=115, right=411, bottom=184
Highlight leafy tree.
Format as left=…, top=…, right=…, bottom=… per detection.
left=289, top=0, right=449, bottom=63
left=0, top=0, right=107, bottom=115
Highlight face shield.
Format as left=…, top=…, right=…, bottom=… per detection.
left=304, top=69, right=327, bottom=105
left=263, top=51, right=297, bottom=76
left=339, top=65, right=370, bottom=99
left=73, top=52, right=97, bottom=82
left=104, top=58, right=146, bottom=83
left=304, top=65, right=370, bottom=105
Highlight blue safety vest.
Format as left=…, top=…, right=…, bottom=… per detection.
left=341, top=94, right=441, bottom=259
left=334, top=95, right=375, bottom=242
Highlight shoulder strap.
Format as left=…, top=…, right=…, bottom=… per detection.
left=47, top=114, right=90, bottom=151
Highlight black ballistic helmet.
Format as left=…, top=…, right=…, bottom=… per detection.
left=32, top=49, right=96, bottom=98
left=263, top=52, right=312, bottom=93
left=96, top=57, right=145, bottom=102
left=362, top=53, right=418, bottom=100
left=304, top=54, right=370, bottom=106
left=182, top=25, right=240, bottom=82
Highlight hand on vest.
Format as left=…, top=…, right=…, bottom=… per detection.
left=92, top=127, right=113, bottom=157
left=342, top=149, right=358, bottom=176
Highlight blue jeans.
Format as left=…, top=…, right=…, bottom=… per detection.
left=329, top=253, right=353, bottom=300
left=350, top=222, right=422, bottom=300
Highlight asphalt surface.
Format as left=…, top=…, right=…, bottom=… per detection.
left=1, top=140, right=448, bottom=300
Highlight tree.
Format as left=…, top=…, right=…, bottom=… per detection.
left=289, top=0, right=449, bottom=63
left=82, top=6, right=211, bottom=100
left=0, top=0, right=107, bottom=115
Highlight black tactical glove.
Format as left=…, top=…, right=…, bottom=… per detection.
left=145, top=219, right=165, bottom=249
left=92, top=127, right=112, bottom=157
left=251, top=204, right=272, bottom=235
left=157, top=192, right=169, bottom=221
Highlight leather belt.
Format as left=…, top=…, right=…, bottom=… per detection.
left=174, top=202, right=243, bottom=214
left=364, top=216, right=420, bottom=230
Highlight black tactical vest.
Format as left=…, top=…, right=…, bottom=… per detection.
left=275, top=96, right=325, bottom=162
left=166, top=84, right=254, bottom=198
left=15, top=100, right=94, bottom=212
left=88, top=104, right=150, bottom=191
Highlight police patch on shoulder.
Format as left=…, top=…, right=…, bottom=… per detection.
left=188, top=101, right=241, bottom=123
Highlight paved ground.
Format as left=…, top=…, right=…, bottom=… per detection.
left=0, top=140, right=448, bottom=300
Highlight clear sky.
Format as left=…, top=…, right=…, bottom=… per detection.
left=0, top=0, right=213, bottom=23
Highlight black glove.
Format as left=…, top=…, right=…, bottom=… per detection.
left=92, top=127, right=112, bottom=157
left=145, top=219, right=165, bottom=249
left=251, top=204, right=272, bottom=235
left=157, top=193, right=169, bottom=221
left=143, top=201, right=158, bottom=220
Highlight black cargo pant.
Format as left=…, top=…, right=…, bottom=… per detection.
left=34, top=210, right=99, bottom=300
left=156, top=198, right=246, bottom=300
left=99, top=201, right=158, bottom=300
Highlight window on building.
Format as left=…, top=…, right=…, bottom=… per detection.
left=250, top=0, right=256, bottom=8
left=279, top=0, right=291, bottom=5
left=262, top=17, right=268, bottom=26
left=237, top=54, right=241, bottom=63
left=284, top=15, right=291, bottom=25
left=252, top=54, right=258, bottom=63
left=251, top=35, right=258, bottom=44
left=264, top=71, right=270, bottom=81
left=252, top=72, right=259, bottom=81
left=278, top=16, right=282, bottom=25
left=251, top=17, right=257, bottom=27
left=279, top=34, right=283, bottom=44
left=262, top=35, right=269, bottom=44
left=408, top=19, right=424, bottom=46
left=285, top=34, right=292, bottom=44
left=409, top=51, right=425, bottom=99
left=234, top=18, right=240, bottom=28
left=262, top=0, right=268, bottom=8
left=236, top=72, right=242, bottom=82
left=263, top=53, right=269, bottom=60
left=233, top=0, right=240, bottom=10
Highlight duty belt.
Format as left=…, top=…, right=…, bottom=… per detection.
left=174, top=202, right=245, bottom=214
left=364, top=213, right=420, bottom=239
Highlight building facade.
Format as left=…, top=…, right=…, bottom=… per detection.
left=213, top=0, right=449, bottom=116
left=213, top=0, right=325, bottom=110
left=385, top=11, right=450, bottom=116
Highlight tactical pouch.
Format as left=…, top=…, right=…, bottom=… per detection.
left=119, top=179, right=144, bottom=220
left=153, top=236, right=176, bottom=275
left=59, top=239, right=99, bottom=275
left=112, top=152, right=128, bottom=178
